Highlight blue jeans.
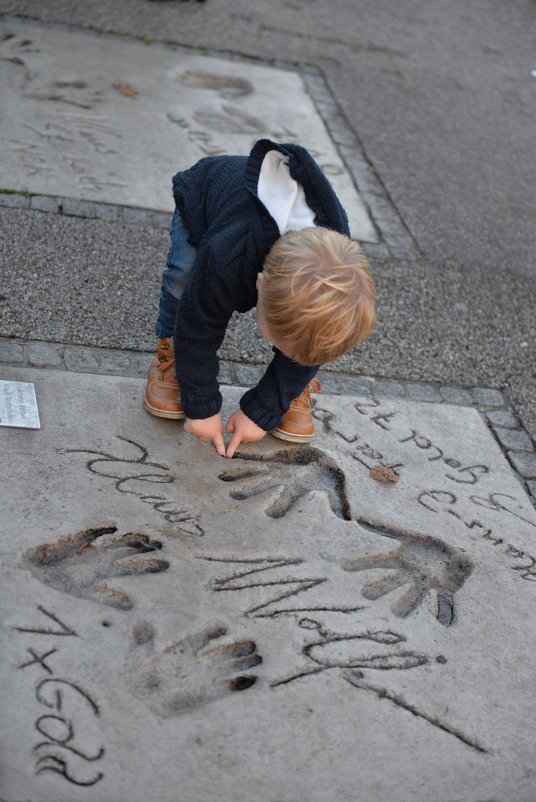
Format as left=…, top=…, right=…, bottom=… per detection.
left=155, top=210, right=197, bottom=338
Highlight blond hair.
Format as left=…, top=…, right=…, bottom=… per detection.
left=258, top=227, right=375, bottom=366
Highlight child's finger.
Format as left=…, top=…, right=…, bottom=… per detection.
left=213, top=432, right=226, bottom=458
left=225, top=431, right=242, bottom=459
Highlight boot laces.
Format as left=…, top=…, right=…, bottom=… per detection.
left=156, top=340, right=176, bottom=376
left=157, top=356, right=176, bottom=376
left=293, top=379, right=321, bottom=409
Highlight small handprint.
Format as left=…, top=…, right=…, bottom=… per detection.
left=177, top=70, right=253, bottom=99
left=128, top=621, right=262, bottom=715
left=342, top=524, right=472, bottom=625
left=24, top=526, right=169, bottom=610
left=219, top=448, right=350, bottom=520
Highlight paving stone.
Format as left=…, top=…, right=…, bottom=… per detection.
left=365, top=194, right=398, bottom=220
left=62, top=198, right=97, bottom=218
left=2, top=366, right=536, bottom=801
left=28, top=343, right=62, bottom=368
left=486, top=409, right=519, bottom=429
left=217, top=361, right=233, bottom=385
left=234, top=363, right=261, bottom=386
left=30, top=195, right=60, bottom=214
left=0, top=340, right=25, bottom=364
left=440, top=386, right=474, bottom=405
left=122, top=208, right=150, bottom=227
left=494, top=427, right=533, bottom=452
left=317, top=371, right=372, bottom=396
left=95, top=204, right=120, bottom=223
left=371, top=214, right=407, bottom=237
left=363, top=242, right=390, bottom=260
left=389, top=245, right=420, bottom=261
left=508, top=451, right=536, bottom=479
left=63, top=348, right=99, bottom=372
left=0, top=20, right=376, bottom=242
left=372, top=379, right=406, bottom=399
left=151, top=213, right=173, bottom=230
left=472, top=387, right=505, bottom=407
left=99, top=351, right=131, bottom=373
left=324, top=121, right=357, bottom=148
left=406, top=383, right=442, bottom=403
left=0, top=192, right=30, bottom=209
left=132, top=352, right=153, bottom=377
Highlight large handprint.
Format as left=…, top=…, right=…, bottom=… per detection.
left=127, top=620, right=262, bottom=715
left=24, top=526, right=169, bottom=610
left=342, top=524, right=473, bottom=625
left=219, top=448, right=351, bottom=520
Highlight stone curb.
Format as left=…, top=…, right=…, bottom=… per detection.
left=0, top=185, right=401, bottom=258
left=0, top=191, right=173, bottom=230
left=301, top=70, right=419, bottom=260
left=1, top=336, right=535, bottom=508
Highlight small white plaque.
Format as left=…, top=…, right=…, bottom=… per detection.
left=0, top=380, right=40, bottom=429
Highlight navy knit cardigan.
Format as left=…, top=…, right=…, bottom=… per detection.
left=172, top=138, right=350, bottom=431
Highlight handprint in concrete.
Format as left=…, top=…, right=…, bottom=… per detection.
left=177, top=70, right=253, bottom=99
left=342, top=522, right=473, bottom=625
left=219, top=448, right=351, bottom=520
left=127, top=620, right=262, bottom=716
left=24, top=526, right=169, bottom=610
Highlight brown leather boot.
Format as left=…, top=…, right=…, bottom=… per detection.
left=144, top=338, right=185, bottom=419
left=271, top=379, right=321, bottom=443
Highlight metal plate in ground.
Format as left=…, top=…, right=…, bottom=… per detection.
left=0, top=21, right=377, bottom=242
left=0, top=379, right=40, bottom=428
left=1, top=368, right=536, bottom=801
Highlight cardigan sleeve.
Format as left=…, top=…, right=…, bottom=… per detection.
left=173, top=243, right=235, bottom=420
left=173, top=241, right=320, bottom=428
left=175, top=249, right=320, bottom=428
left=239, top=348, right=320, bottom=431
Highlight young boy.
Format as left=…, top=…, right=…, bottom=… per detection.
left=144, top=139, right=375, bottom=459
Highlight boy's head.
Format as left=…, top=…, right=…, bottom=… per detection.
left=256, top=226, right=376, bottom=366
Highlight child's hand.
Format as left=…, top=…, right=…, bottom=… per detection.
left=184, top=413, right=226, bottom=457
left=225, top=410, right=266, bottom=459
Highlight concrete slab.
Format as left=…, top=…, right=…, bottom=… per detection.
left=1, top=367, right=536, bottom=801
left=0, top=20, right=377, bottom=243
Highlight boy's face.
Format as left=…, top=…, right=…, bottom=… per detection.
left=256, top=273, right=299, bottom=363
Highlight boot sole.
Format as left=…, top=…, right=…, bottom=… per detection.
left=270, top=427, right=314, bottom=444
left=144, top=399, right=185, bottom=420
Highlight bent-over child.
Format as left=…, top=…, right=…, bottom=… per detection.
left=144, top=139, right=375, bottom=458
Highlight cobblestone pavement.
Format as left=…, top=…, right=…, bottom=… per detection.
left=2, top=335, right=534, bottom=508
